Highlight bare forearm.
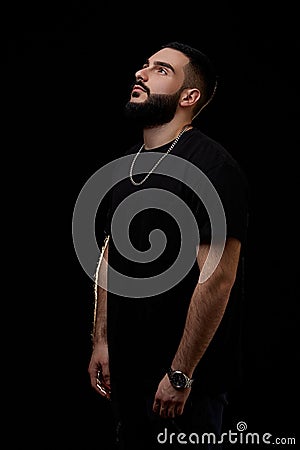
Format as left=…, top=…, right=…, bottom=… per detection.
left=93, top=285, right=107, bottom=345
left=171, top=281, right=231, bottom=377
left=172, top=238, right=241, bottom=377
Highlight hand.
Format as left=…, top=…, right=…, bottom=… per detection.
left=88, top=342, right=111, bottom=400
left=152, top=374, right=191, bottom=418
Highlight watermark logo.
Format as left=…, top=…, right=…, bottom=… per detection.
left=72, top=153, right=226, bottom=297
left=157, top=420, right=296, bottom=446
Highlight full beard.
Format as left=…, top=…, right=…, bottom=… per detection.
left=124, top=91, right=182, bottom=129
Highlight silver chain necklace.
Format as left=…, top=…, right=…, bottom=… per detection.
left=129, top=125, right=190, bottom=186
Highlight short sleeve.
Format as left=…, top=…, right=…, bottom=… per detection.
left=194, top=161, right=250, bottom=245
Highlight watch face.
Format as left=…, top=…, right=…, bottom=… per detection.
left=171, top=371, right=186, bottom=388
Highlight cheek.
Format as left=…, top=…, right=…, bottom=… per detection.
left=150, top=80, right=182, bottom=95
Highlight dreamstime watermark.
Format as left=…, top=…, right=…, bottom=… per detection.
left=72, top=153, right=226, bottom=298
left=157, top=421, right=296, bottom=446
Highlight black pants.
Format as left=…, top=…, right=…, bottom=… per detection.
left=110, top=383, right=228, bottom=449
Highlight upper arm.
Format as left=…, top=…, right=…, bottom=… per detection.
left=103, top=237, right=109, bottom=260
left=95, top=235, right=110, bottom=293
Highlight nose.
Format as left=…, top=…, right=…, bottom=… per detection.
left=135, top=66, right=148, bottom=82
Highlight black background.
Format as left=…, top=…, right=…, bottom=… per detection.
left=4, top=2, right=298, bottom=448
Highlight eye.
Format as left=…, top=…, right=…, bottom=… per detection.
left=157, top=66, right=168, bottom=75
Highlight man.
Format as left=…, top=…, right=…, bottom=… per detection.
left=88, top=42, right=249, bottom=449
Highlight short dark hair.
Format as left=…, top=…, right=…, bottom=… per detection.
left=161, top=41, right=217, bottom=117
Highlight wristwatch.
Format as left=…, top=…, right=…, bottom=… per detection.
left=167, top=367, right=194, bottom=389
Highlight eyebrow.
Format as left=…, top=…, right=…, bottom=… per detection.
left=145, top=59, right=175, bottom=73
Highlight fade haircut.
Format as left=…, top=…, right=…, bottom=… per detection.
left=161, top=41, right=218, bottom=118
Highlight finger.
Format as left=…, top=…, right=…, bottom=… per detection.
left=91, top=371, right=100, bottom=390
left=96, top=380, right=111, bottom=400
left=153, top=401, right=160, bottom=414
left=88, top=365, right=100, bottom=387
left=167, top=407, right=176, bottom=419
left=159, top=404, right=169, bottom=419
left=94, top=369, right=111, bottom=399
left=175, top=405, right=183, bottom=416
left=97, top=370, right=111, bottom=393
left=102, top=372, right=111, bottom=389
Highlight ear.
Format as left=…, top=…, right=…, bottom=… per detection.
left=180, top=88, right=201, bottom=107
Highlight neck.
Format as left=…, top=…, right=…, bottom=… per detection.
left=143, top=121, right=192, bottom=150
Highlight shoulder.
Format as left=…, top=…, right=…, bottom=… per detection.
left=182, top=128, right=248, bottom=184
left=182, top=128, right=236, bottom=167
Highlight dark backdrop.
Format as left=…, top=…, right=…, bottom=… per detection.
left=4, top=2, right=298, bottom=448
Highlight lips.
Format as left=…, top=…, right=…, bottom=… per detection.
left=132, top=84, right=146, bottom=93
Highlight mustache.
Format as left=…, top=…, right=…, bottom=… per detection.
left=130, top=80, right=150, bottom=96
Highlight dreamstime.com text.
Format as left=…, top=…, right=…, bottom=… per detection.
left=157, top=421, right=296, bottom=446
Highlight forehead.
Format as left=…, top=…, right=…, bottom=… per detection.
left=148, top=48, right=189, bottom=72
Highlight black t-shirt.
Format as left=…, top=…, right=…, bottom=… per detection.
left=104, top=128, right=249, bottom=394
